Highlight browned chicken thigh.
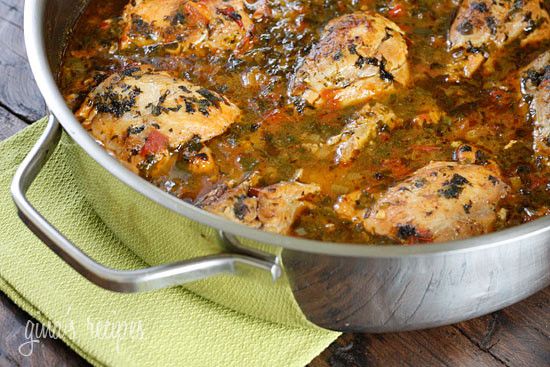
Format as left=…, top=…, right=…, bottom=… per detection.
left=76, top=66, right=241, bottom=178
left=336, top=162, right=510, bottom=243
left=327, top=103, right=401, bottom=165
left=448, top=0, right=550, bottom=78
left=290, top=12, right=409, bottom=109
left=198, top=174, right=320, bottom=234
left=521, top=50, right=550, bottom=168
left=120, top=0, right=254, bottom=55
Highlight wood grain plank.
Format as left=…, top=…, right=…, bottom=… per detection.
left=0, top=104, right=28, bottom=140
left=309, top=288, right=550, bottom=367
left=0, top=291, right=90, bottom=367
left=455, top=288, right=550, bottom=367
left=309, top=326, right=504, bottom=367
left=0, top=0, right=47, bottom=122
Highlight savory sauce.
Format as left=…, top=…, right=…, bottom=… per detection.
left=61, top=0, right=550, bottom=244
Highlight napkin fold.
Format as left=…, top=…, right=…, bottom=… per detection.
left=0, top=119, right=339, bottom=367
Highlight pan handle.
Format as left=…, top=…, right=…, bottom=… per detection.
left=10, top=115, right=281, bottom=293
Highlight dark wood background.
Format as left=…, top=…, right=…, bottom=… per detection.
left=0, top=0, right=548, bottom=365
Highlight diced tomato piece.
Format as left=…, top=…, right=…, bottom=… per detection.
left=184, top=2, right=210, bottom=27
left=236, top=30, right=254, bottom=53
left=295, top=17, right=308, bottom=32
left=141, top=130, right=169, bottom=157
left=217, top=6, right=244, bottom=28
left=413, top=113, right=432, bottom=124
left=489, top=89, right=505, bottom=100
left=388, top=4, right=404, bottom=17
left=379, top=132, right=391, bottom=142
left=489, top=89, right=505, bottom=102
left=488, top=89, right=512, bottom=108
left=405, top=229, right=434, bottom=245
left=262, top=109, right=287, bottom=125
left=100, top=21, right=110, bottom=30
left=530, top=175, right=548, bottom=190
left=320, top=89, right=341, bottom=110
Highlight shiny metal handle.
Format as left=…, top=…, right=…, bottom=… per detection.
left=10, top=115, right=281, bottom=293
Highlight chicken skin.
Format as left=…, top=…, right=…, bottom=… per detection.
left=198, top=175, right=320, bottom=234
left=120, top=0, right=253, bottom=55
left=448, top=0, right=550, bottom=78
left=76, top=66, right=241, bottom=177
left=290, top=12, right=409, bottom=109
left=337, top=162, right=509, bottom=243
left=521, top=50, right=550, bottom=168
left=327, top=103, right=401, bottom=165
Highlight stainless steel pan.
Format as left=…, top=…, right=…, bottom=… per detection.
left=14, top=0, right=550, bottom=332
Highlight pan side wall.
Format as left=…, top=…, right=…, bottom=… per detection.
left=284, top=236, right=550, bottom=332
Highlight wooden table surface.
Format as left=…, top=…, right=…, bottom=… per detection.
left=0, top=0, right=548, bottom=366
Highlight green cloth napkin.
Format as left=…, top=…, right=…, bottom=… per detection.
left=0, top=118, right=339, bottom=366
